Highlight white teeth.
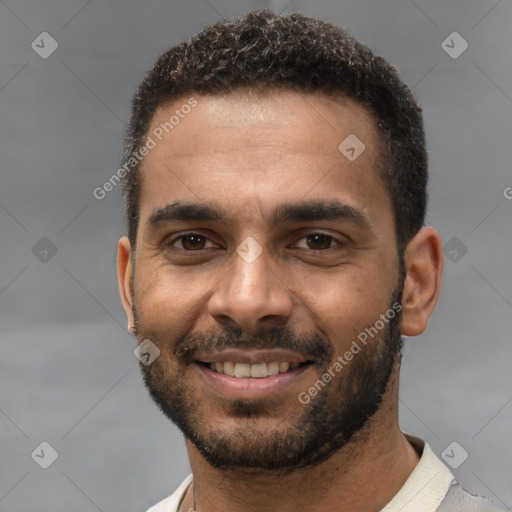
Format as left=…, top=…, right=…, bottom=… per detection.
left=223, top=361, right=235, bottom=377
left=250, top=362, right=268, bottom=378
left=267, top=361, right=280, bottom=376
left=234, top=363, right=251, bottom=378
left=207, top=361, right=301, bottom=377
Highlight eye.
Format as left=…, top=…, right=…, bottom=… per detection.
left=168, top=233, right=218, bottom=251
left=292, top=232, right=342, bottom=251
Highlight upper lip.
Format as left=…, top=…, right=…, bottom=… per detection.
left=195, top=349, right=310, bottom=365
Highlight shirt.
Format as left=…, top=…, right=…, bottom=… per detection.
left=145, top=434, right=507, bottom=512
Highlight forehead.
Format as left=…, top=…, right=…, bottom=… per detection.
left=138, top=89, right=392, bottom=230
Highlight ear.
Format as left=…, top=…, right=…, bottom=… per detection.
left=117, top=236, right=135, bottom=332
left=400, top=226, right=444, bottom=336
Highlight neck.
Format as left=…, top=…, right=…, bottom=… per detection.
left=180, top=379, right=420, bottom=512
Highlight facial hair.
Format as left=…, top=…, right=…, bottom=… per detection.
left=132, top=279, right=404, bottom=474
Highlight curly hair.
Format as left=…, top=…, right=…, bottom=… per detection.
left=120, top=9, right=427, bottom=253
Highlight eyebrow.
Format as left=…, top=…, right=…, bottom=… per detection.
left=271, top=200, right=371, bottom=229
left=147, top=201, right=225, bottom=227
left=146, top=199, right=372, bottom=231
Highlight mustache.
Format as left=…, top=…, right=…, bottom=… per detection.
left=173, top=326, right=334, bottom=365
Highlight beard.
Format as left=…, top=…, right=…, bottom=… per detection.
left=132, top=274, right=405, bottom=474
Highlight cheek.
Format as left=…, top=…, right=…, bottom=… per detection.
left=296, top=268, right=394, bottom=347
left=134, top=264, right=213, bottom=332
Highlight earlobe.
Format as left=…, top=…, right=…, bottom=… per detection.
left=400, top=227, right=444, bottom=337
left=117, top=236, right=135, bottom=331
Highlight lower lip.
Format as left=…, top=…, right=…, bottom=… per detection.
left=195, top=362, right=312, bottom=399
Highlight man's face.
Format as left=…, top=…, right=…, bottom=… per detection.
left=125, top=90, right=404, bottom=471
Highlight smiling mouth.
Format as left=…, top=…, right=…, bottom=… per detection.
left=197, top=360, right=313, bottom=378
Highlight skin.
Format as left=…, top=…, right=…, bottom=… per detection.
left=117, top=89, right=444, bottom=512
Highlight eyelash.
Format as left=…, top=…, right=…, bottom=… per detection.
left=165, top=231, right=344, bottom=253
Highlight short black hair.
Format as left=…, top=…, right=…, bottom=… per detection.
left=120, top=9, right=427, bottom=253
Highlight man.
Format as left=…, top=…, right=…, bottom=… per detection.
left=116, top=10, right=507, bottom=512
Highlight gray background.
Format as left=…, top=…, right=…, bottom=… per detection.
left=0, top=0, right=511, bottom=510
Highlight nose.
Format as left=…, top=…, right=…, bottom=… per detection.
left=207, top=242, right=293, bottom=331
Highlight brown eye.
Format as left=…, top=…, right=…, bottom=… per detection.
left=172, top=234, right=211, bottom=250
left=181, top=234, right=205, bottom=250
left=304, top=233, right=334, bottom=250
